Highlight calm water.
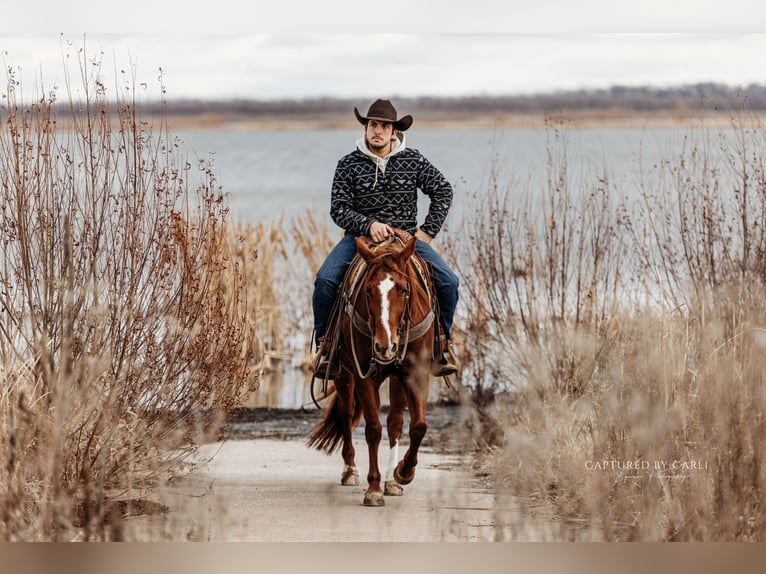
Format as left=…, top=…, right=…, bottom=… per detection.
left=174, top=126, right=710, bottom=229
left=173, top=125, right=737, bottom=407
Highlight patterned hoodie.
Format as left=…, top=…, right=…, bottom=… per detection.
left=329, top=133, right=453, bottom=238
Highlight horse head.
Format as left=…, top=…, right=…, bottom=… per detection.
left=355, top=234, right=416, bottom=364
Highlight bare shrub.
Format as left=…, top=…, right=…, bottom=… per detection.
left=446, top=119, right=633, bottom=408
left=456, top=113, right=766, bottom=540
left=0, top=45, right=254, bottom=540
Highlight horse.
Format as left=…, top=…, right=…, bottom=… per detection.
left=307, top=230, right=436, bottom=506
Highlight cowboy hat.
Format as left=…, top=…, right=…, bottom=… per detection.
left=354, top=99, right=413, bottom=131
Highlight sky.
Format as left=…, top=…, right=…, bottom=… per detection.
left=2, top=1, right=766, bottom=102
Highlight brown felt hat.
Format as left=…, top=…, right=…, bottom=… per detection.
left=354, top=99, right=413, bottom=131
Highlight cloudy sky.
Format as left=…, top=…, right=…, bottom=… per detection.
left=2, top=1, right=766, bottom=101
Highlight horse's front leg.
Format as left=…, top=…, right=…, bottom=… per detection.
left=336, top=372, right=359, bottom=486
left=394, top=366, right=429, bottom=486
left=357, top=379, right=384, bottom=507
left=384, top=376, right=406, bottom=496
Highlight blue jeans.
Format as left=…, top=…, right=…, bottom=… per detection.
left=312, top=234, right=459, bottom=345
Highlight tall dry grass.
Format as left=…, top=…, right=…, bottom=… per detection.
left=218, top=210, right=338, bottom=376
left=0, top=46, right=257, bottom=540
left=447, top=113, right=766, bottom=540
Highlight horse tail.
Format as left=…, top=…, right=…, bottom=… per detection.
left=306, top=390, right=360, bottom=455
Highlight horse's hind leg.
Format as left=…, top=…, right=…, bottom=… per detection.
left=336, top=372, right=359, bottom=486
left=394, top=370, right=429, bottom=486
left=384, top=377, right=406, bottom=496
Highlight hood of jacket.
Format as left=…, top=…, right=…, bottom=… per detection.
left=355, top=132, right=407, bottom=175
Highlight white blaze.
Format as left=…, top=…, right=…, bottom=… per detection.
left=378, top=273, right=395, bottom=346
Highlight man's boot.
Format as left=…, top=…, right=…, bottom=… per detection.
left=311, top=337, right=340, bottom=379
left=430, top=336, right=459, bottom=377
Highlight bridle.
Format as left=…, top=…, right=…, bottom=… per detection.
left=345, top=255, right=434, bottom=379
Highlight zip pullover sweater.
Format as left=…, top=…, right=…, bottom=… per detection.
left=329, top=134, right=453, bottom=238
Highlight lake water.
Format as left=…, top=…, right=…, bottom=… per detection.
left=174, top=125, right=712, bottom=229
left=172, top=124, right=743, bottom=408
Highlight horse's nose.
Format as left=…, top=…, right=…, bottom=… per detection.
left=374, top=340, right=397, bottom=359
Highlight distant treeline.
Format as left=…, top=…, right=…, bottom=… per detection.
left=155, top=83, right=766, bottom=118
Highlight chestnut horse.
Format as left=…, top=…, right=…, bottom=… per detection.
left=307, top=231, right=435, bottom=506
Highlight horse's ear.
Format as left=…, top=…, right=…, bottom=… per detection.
left=355, top=236, right=375, bottom=261
left=400, top=235, right=416, bottom=262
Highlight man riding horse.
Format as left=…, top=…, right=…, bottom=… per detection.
left=311, top=98, right=459, bottom=379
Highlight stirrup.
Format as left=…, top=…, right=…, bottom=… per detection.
left=312, top=349, right=340, bottom=380
left=430, top=339, right=459, bottom=377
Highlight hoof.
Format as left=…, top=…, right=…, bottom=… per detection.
left=341, top=467, right=359, bottom=486
left=394, top=462, right=415, bottom=485
left=363, top=491, right=385, bottom=507
left=384, top=480, right=404, bottom=496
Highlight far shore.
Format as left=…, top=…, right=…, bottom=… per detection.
left=161, top=109, right=766, bottom=131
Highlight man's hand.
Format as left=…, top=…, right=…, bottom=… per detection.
left=369, top=221, right=394, bottom=243
left=415, top=228, right=433, bottom=244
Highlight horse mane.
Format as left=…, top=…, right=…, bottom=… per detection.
left=356, top=234, right=408, bottom=261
